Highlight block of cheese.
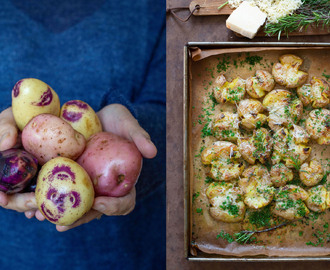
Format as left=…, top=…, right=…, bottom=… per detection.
left=226, top=2, right=267, bottom=39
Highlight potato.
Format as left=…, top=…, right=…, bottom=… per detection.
left=77, top=132, right=142, bottom=197
left=22, top=114, right=86, bottom=165
left=0, top=148, right=38, bottom=194
left=60, top=100, right=102, bottom=140
left=11, top=78, right=60, bottom=131
left=36, top=157, right=94, bottom=226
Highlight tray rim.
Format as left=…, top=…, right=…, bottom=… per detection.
left=183, top=41, right=330, bottom=262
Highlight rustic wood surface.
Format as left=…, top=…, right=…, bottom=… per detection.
left=166, top=0, right=330, bottom=269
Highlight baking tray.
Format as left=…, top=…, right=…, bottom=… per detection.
left=183, top=42, right=330, bottom=261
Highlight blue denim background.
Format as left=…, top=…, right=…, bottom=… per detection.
left=0, top=1, right=166, bottom=269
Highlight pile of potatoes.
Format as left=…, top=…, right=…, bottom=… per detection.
left=6, top=78, right=142, bottom=226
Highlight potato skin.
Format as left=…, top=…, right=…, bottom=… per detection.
left=77, top=132, right=142, bottom=197
left=60, top=100, right=102, bottom=140
left=36, top=157, right=94, bottom=226
left=22, top=114, right=86, bottom=165
left=11, top=78, right=60, bottom=131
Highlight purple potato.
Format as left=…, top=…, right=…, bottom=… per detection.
left=0, top=149, right=38, bottom=194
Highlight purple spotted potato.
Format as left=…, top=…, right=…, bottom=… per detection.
left=0, top=149, right=38, bottom=194
left=77, top=132, right=142, bottom=197
left=60, top=100, right=102, bottom=140
left=11, top=78, right=60, bottom=131
left=35, top=157, right=94, bottom=226
left=22, top=114, right=86, bottom=165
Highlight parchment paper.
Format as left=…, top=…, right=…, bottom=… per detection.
left=188, top=47, right=330, bottom=257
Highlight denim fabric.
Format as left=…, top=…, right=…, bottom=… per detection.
left=0, top=1, right=166, bottom=269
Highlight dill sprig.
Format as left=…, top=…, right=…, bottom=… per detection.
left=234, top=220, right=294, bottom=244
left=264, top=0, right=330, bottom=38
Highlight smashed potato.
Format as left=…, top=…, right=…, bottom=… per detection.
left=237, top=128, right=273, bottom=165
left=238, top=164, right=274, bottom=209
left=270, top=163, right=294, bottom=187
left=213, top=75, right=246, bottom=104
left=206, top=182, right=246, bottom=223
left=212, top=112, right=240, bottom=142
left=305, top=185, right=330, bottom=213
left=263, top=89, right=303, bottom=131
left=246, top=70, right=275, bottom=98
left=305, top=108, right=330, bottom=145
left=272, top=125, right=311, bottom=169
left=201, top=141, right=244, bottom=181
left=297, top=77, right=330, bottom=108
left=299, top=159, right=324, bottom=187
left=237, top=99, right=267, bottom=130
left=272, top=54, right=308, bottom=89
left=273, top=185, right=310, bottom=220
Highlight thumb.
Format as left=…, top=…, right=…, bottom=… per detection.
left=0, top=108, right=18, bottom=151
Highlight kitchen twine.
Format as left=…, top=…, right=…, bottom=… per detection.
left=166, top=5, right=200, bottom=22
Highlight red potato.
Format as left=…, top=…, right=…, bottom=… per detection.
left=22, top=114, right=86, bottom=165
left=77, top=132, right=142, bottom=197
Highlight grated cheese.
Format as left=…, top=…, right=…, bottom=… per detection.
left=228, top=0, right=302, bottom=23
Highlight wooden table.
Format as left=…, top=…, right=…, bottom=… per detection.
left=166, top=1, right=330, bottom=269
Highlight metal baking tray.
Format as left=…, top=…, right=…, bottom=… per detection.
left=183, top=42, right=330, bottom=262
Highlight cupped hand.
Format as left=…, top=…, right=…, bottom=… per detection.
left=56, top=187, right=136, bottom=232
left=97, top=104, right=157, bottom=159
left=0, top=108, right=38, bottom=216
left=0, top=104, right=156, bottom=231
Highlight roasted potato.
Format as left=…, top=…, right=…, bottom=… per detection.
left=270, top=163, right=294, bottom=187
left=213, top=75, right=246, bottom=104
left=237, top=99, right=267, bottom=130
left=299, top=159, right=324, bottom=187
left=201, top=141, right=244, bottom=181
left=272, top=54, right=308, bottom=89
left=246, top=70, right=275, bottom=98
left=273, top=185, right=309, bottom=220
left=305, top=185, right=330, bottom=213
left=237, top=128, right=273, bottom=165
left=263, top=89, right=303, bottom=131
left=272, top=125, right=311, bottom=169
left=297, top=77, right=330, bottom=108
left=206, top=182, right=246, bottom=223
left=305, top=108, right=330, bottom=145
left=212, top=112, right=240, bottom=142
left=238, top=164, right=274, bottom=209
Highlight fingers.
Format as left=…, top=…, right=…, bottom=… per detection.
left=129, top=127, right=157, bottom=159
left=0, top=107, right=18, bottom=151
left=93, top=187, right=136, bottom=216
left=1, top=192, right=37, bottom=212
left=24, top=209, right=37, bottom=219
left=56, top=210, right=103, bottom=232
left=98, top=104, right=157, bottom=158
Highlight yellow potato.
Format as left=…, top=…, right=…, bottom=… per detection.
left=11, top=78, right=60, bottom=130
left=60, top=100, right=102, bottom=140
left=36, top=157, right=94, bottom=226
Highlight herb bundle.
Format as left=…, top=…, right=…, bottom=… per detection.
left=264, top=0, right=330, bottom=38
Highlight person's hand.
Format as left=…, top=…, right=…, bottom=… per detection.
left=57, top=104, right=157, bottom=231
left=0, top=108, right=39, bottom=217
left=0, top=104, right=156, bottom=231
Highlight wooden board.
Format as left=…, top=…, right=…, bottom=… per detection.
left=189, top=0, right=330, bottom=37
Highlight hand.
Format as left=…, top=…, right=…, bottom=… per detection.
left=58, top=104, right=155, bottom=231
left=56, top=187, right=136, bottom=232
left=0, top=108, right=39, bottom=217
left=0, top=104, right=156, bottom=231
